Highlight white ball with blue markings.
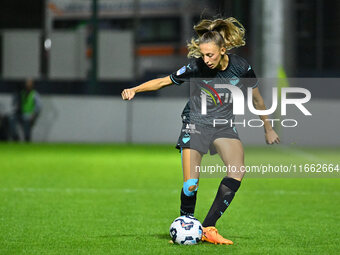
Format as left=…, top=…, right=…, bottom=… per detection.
left=169, top=215, right=203, bottom=245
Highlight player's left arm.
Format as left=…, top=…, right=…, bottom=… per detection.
left=252, top=87, right=280, bottom=144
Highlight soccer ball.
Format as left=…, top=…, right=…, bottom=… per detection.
left=169, top=215, right=203, bottom=245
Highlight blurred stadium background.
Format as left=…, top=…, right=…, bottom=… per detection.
left=0, top=0, right=339, bottom=145
left=0, top=1, right=339, bottom=254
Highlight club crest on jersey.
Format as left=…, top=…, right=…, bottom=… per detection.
left=177, top=66, right=186, bottom=76
left=230, top=77, right=240, bottom=86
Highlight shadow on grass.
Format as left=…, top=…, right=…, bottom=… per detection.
left=97, top=234, right=135, bottom=238
left=228, top=235, right=251, bottom=239
left=154, top=233, right=170, bottom=240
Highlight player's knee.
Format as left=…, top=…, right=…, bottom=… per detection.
left=183, top=179, right=199, bottom=197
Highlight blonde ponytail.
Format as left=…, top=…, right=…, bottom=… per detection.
left=187, top=17, right=246, bottom=58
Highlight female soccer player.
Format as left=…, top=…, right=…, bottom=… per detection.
left=122, top=17, right=280, bottom=245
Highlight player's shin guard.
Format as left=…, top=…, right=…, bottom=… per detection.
left=180, top=188, right=197, bottom=216
left=202, top=177, right=241, bottom=227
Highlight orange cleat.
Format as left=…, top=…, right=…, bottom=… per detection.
left=202, top=227, right=234, bottom=245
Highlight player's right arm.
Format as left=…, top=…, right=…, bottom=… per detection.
left=121, top=76, right=172, bottom=100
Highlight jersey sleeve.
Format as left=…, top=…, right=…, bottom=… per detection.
left=242, top=65, right=259, bottom=89
left=169, top=59, right=199, bottom=86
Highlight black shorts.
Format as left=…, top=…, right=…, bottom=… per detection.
left=175, top=122, right=240, bottom=155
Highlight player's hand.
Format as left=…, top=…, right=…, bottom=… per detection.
left=121, top=88, right=136, bottom=100
left=265, top=129, right=280, bottom=144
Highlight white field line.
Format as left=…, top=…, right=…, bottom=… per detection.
left=0, top=187, right=136, bottom=194
left=274, top=145, right=330, bottom=163
left=0, top=187, right=179, bottom=194
left=0, top=187, right=338, bottom=196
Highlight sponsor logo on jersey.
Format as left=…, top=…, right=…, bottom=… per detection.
left=186, top=124, right=196, bottom=130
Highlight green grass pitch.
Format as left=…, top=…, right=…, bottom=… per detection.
left=0, top=144, right=339, bottom=254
